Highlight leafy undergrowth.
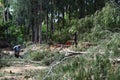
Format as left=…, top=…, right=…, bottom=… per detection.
left=0, top=35, right=120, bottom=80
left=25, top=48, right=65, bottom=66
left=19, top=31, right=120, bottom=80
left=38, top=41, right=120, bottom=80
left=34, top=3, right=120, bottom=79
left=1, top=2, right=120, bottom=80
left=0, top=52, right=13, bottom=68
left=0, top=44, right=66, bottom=80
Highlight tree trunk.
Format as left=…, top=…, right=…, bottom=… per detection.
left=79, top=0, right=85, bottom=18
left=68, top=5, right=71, bottom=20
left=51, top=12, right=54, bottom=34
left=46, top=10, right=49, bottom=42
left=31, top=23, right=34, bottom=42
left=38, top=0, right=42, bottom=43
left=34, top=3, right=37, bottom=43
left=94, top=0, right=97, bottom=12
left=3, top=0, right=9, bottom=22
left=6, top=7, right=9, bottom=22
left=62, top=8, right=65, bottom=28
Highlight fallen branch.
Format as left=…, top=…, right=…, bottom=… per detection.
left=110, top=58, right=120, bottom=64
left=42, top=49, right=120, bottom=80
left=42, top=56, right=73, bottom=80
left=65, top=51, right=89, bottom=57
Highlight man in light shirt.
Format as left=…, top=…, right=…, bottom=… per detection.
left=13, top=45, right=21, bottom=58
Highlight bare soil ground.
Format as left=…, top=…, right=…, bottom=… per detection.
left=0, top=64, right=47, bottom=80
left=0, top=45, right=48, bottom=80
left=0, top=44, right=76, bottom=80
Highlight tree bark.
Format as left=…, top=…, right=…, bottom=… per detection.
left=38, top=0, right=42, bottom=43
left=51, top=12, right=54, bottom=34
left=79, top=0, right=84, bottom=18
left=62, top=8, right=65, bottom=28
left=46, top=10, right=49, bottom=42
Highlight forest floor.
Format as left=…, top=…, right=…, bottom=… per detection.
left=0, top=63, right=47, bottom=80
left=0, top=44, right=74, bottom=80
left=0, top=46, right=48, bottom=80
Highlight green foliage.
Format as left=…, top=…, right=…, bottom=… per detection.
left=68, top=2, right=120, bottom=42
left=0, top=52, right=11, bottom=68
left=52, top=29, right=72, bottom=43
left=107, top=33, right=120, bottom=48
left=0, top=21, right=24, bottom=45
left=42, top=51, right=120, bottom=80
left=9, top=25, right=24, bottom=44
left=106, top=33, right=120, bottom=56
left=29, top=51, right=46, bottom=61
left=28, top=50, right=64, bottom=66
left=42, top=22, right=48, bottom=40
left=42, top=51, right=64, bottom=66
left=0, top=72, right=5, bottom=77
left=93, top=2, right=120, bottom=32
left=0, top=59, right=10, bottom=68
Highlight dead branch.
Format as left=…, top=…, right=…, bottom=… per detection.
left=65, top=51, right=89, bottom=57
left=42, top=50, right=120, bottom=80
left=110, top=58, right=120, bottom=64
left=42, top=56, right=73, bottom=80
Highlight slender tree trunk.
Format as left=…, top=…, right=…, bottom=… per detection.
left=31, top=19, right=34, bottom=42
left=79, top=0, right=84, bottom=18
left=6, top=7, right=9, bottom=21
left=3, top=0, right=9, bottom=22
left=68, top=5, right=71, bottom=20
left=32, top=23, right=35, bottom=42
left=34, top=16, right=37, bottom=43
left=3, top=9, right=6, bottom=22
left=57, top=12, right=61, bottom=31
left=29, top=0, right=33, bottom=41
left=32, top=0, right=38, bottom=43
left=50, top=12, right=54, bottom=39
left=38, top=0, right=42, bottom=43
left=39, top=20, right=42, bottom=44
left=46, top=10, right=49, bottom=42
left=62, top=8, right=65, bottom=28
left=3, top=0, right=6, bottom=22
left=27, top=24, right=30, bottom=41
left=94, top=0, right=97, bottom=12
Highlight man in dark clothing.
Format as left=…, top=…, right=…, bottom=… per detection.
left=13, top=45, right=21, bottom=58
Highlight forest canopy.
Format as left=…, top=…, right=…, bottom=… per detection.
left=0, top=0, right=120, bottom=46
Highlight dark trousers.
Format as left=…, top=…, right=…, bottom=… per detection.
left=14, top=51, right=20, bottom=58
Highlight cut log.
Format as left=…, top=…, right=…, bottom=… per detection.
left=65, top=51, right=89, bottom=56
left=81, top=42, right=97, bottom=48
left=110, top=58, right=120, bottom=64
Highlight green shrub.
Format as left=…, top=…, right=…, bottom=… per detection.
left=0, top=53, right=11, bottom=68
left=52, top=29, right=72, bottom=43
left=42, top=51, right=64, bottom=66
left=42, top=52, right=120, bottom=80
left=28, top=51, right=64, bottom=65
left=29, top=51, right=46, bottom=61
